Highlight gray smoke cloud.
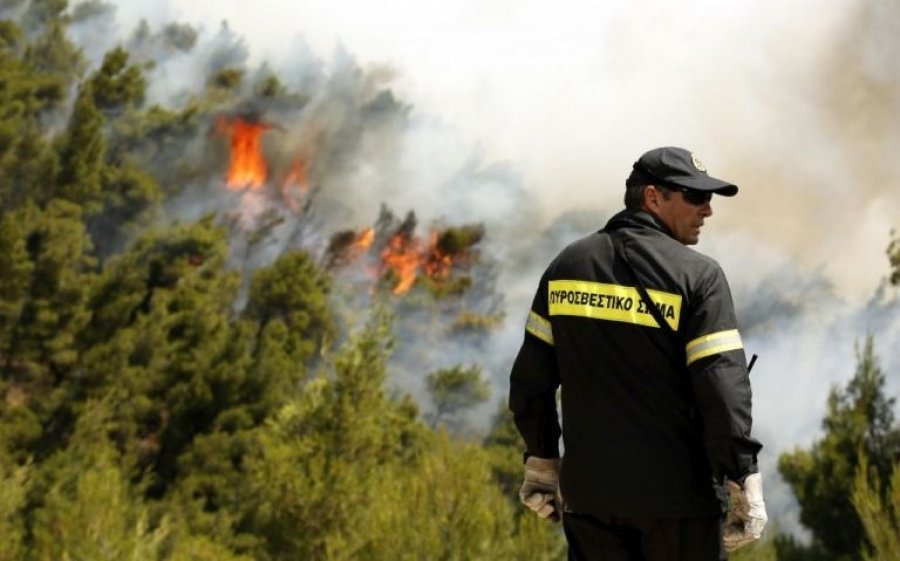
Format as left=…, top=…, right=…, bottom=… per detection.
left=61, top=0, right=900, bottom=539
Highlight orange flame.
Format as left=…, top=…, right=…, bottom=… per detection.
left=221, top=118, right=269, bottom=190
left=345, top=227, right=375, bottom=262
left=377, top=229, right=458, bottom=295
left=354, top=227, right=375, bottom=251
left=380, top=234, right=422, bottom=294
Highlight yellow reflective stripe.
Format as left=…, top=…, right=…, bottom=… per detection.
left=685, top=329, right=743, bottom=365
left=547, top=280, right=681, bottom=330
left=525, top=311, right=554, bottom=345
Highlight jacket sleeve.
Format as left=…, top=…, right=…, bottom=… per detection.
left=683, top=264, right=762, bottom=481
left=508, top=271, right=561, bottom=459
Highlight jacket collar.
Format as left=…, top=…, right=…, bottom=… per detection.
left=603, top=209, right=676, bottom=239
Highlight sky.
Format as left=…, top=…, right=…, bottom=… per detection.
left=91, top=0, right=900, bottom=537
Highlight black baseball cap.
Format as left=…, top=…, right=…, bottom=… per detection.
left=629, top=146, right=738, bottom=196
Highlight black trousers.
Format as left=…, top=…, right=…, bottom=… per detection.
left=563, top=512, right=726, bottom=561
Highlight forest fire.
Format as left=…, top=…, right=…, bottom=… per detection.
left=325, top=220, right=482, bottom=294
left=378, top=230, right=460, bottom=294
left=354, top=227, right=376, bottom=252
left=322, top=227, right=376, bottom=268
left=219, top=118, right=270, bottom=190
left=423, top=231, right=453, bottom=281
left=380, top=233, right=424, bottom=294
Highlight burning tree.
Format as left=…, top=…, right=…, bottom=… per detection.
left=215, top=116, right=272, bottom=190
left=323, top=206, right=488, bottom=299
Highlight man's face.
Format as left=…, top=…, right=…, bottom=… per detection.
left=644, top=185, right=713, bottom=245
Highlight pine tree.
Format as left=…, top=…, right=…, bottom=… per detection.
left=778, top=337, right=900, bottom=559
left=0, top=201, right=93, bottom=471
left=0, top=459, right=28, bottom=561
left=239, top=311, right=427, bottom=559
left=76, top=217, right=243, bottom=487
left=9, top=200, right=94, bottom=373
left=0, top=22, right=64, bottom=211
left=24, top=19, right=85, bottom=82
left=22, top=0, right=69, bottom=29
left=56, top=83, right=107, bottom=213
left=152, top=251, right=336, bottom=555
left=425, top=364, right=490, bottom=430
left=89, top=161, right=161, bottom=259
left=244, top=250, right=335, bottom=369
left=88, top=46, right=147, bottom=113
left=81, top=47, right=161, bottom=257
left=0, top=211, right=33, bottom=356
left=29, top=401, right=168, bottom=561
left=0, top=119, right=58, bottom=211
left=484, top=402, right=526, bottom=499
left=236, top=310, right=565, bottom=560
left=852, top=452, right=900, bottom=561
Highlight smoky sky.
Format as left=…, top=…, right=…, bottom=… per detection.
left=67, top=0, right=900, bottom=539
left=102, top=0, right=900, bottom=298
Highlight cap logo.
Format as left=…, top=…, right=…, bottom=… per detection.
left=690, top=153, right=707, bottom=173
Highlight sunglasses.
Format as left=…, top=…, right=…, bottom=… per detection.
left=656, top=185, right=712, bottom=206
left=677, top=188, right=713, bottom=206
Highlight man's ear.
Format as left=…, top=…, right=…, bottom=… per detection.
left=643, top=185, right=662, bottom=212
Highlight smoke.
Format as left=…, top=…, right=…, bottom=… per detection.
left=58, top=0, right=900, bottom=538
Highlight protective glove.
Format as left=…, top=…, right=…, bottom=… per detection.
left=722, top=472, right=768, bottom=552
left=518, top=456, right=561, bottom=522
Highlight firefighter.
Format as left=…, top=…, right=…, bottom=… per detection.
left=509, top=147, right=766, bottom=560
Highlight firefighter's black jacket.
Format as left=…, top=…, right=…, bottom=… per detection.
left=509, top=209, right=762, bottom=517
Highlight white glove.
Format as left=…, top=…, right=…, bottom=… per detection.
left=722, top=472, right=768, bottom=552
left=518, top=456, right=561, bottom=522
